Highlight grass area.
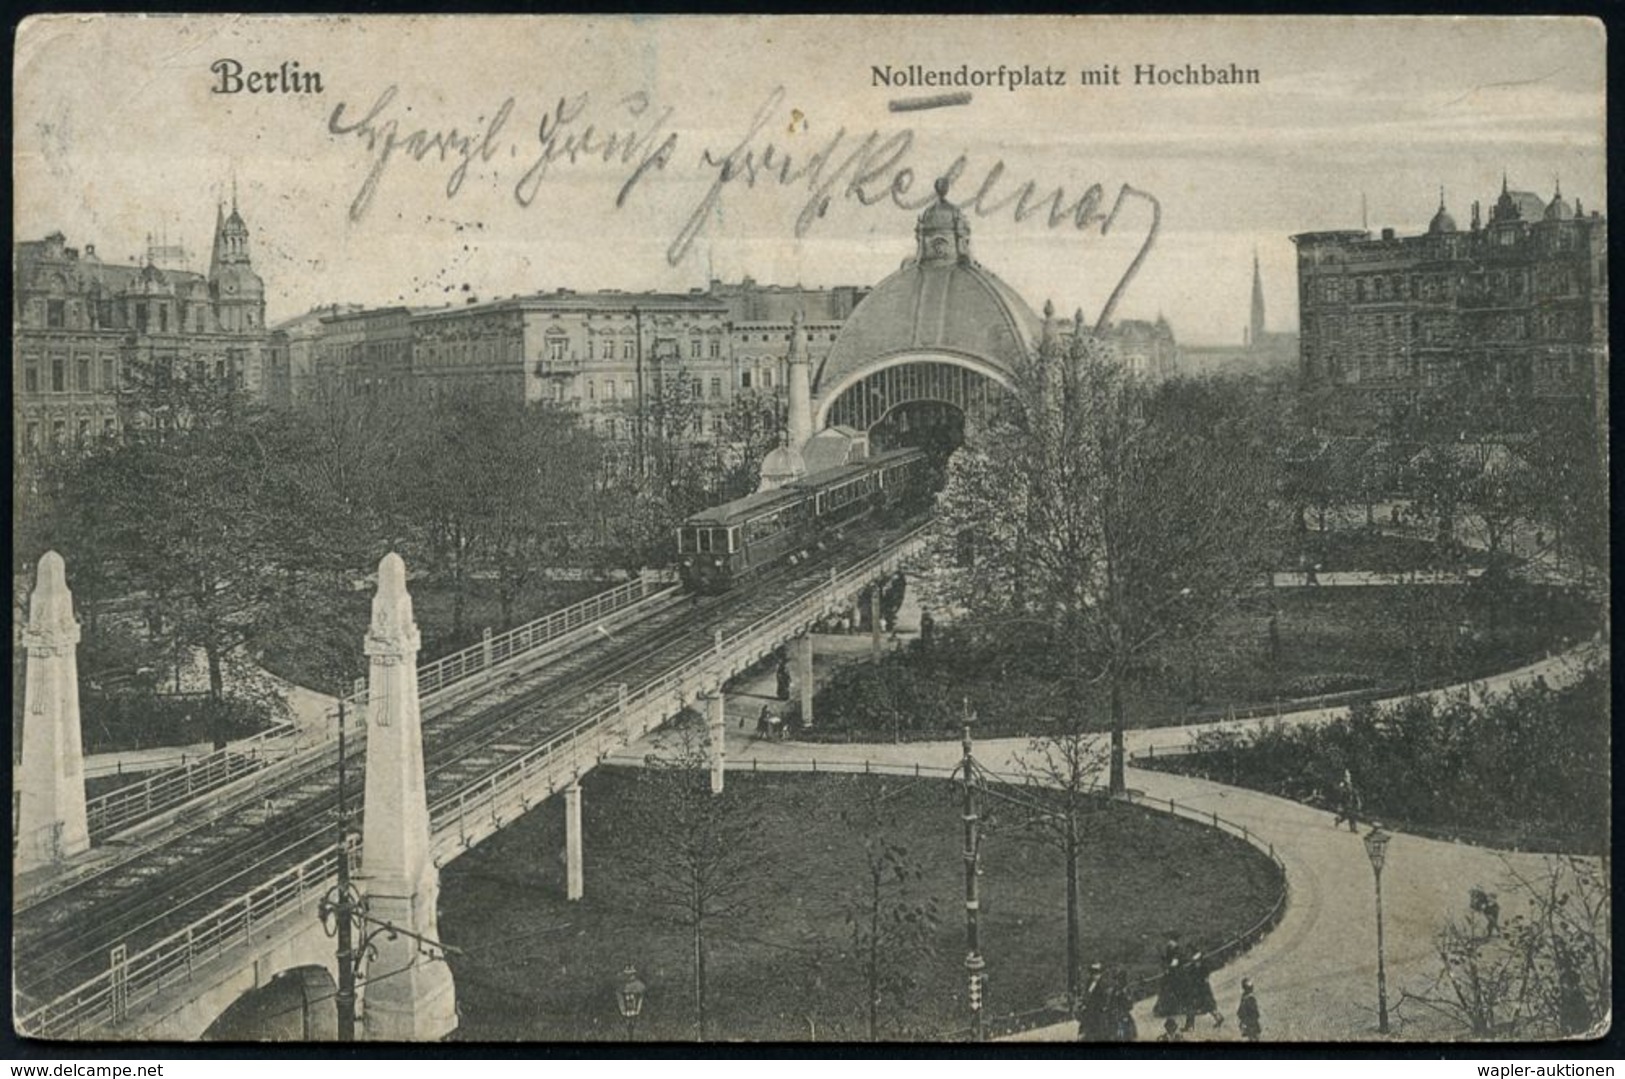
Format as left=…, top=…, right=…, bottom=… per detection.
left=1282, top=528, right=1490, bottom=573
left=801, top=582, right=1596, bottom=742
left=1139, top=666, right=1611, bottom=855
left=437, top=769, right=1282, bottom=1042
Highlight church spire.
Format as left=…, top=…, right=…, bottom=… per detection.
left=1249, top=248, right=1266, bottom=349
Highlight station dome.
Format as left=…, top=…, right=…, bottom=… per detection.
left=811, top=178, right=1040, bottom=400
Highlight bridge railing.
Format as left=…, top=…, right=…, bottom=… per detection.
left=80, top=573, right=673, bottom=841
left=16, top=841, right=345, bottom=1039
left=429, top=527, right=930, bottom=852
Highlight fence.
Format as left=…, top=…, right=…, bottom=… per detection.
left=20, top=536, right=922, bottom=1038
left=79, top=574, right=672, bottom=841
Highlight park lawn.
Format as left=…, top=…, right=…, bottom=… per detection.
left=803, top=582, right=1596, bottom=742
left=438, top=769, right=1282, bottom=1042
left=1282, top=529, right=1490, bottom=573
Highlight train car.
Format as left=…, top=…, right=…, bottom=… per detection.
left=675, top=447, right=929, bottom=594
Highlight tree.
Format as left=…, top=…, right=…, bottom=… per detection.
left=1403, top=856, right=1610, bottom=1038
left=928, top=309, right=1277, bottom=793
left=622, top=718, right=774, bottom=1039
left=838, top=780, right=941, bottom=1040
left=713, top=388, right=788, bottom=500
left=1003, top=692, right=1109, bottom=1011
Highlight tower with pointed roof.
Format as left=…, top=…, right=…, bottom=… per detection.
left=1249, top=249, right=1267, bottom=348
left=208, top=187, right=265, bottom=334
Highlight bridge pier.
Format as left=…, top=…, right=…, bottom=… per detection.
left=565, top=781, right=584, bottom=901
left=17, top=551, right=90, bottom=875
left=705, top=690, right=726, bottom=794
left=358, top=553, right=457, bottom=1042
left=794, top=633, right=815, bottom=728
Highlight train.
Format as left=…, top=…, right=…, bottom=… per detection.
left=675, top=446, right=932, bottom=594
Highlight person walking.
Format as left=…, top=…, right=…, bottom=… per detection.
left=1332, top=769, right=1362, bottom=832
left=1183, top=950, right=1222, bottom=1031
left=1107, top=967, right=1137, bottom=1043
left=1076, top=963, right=1110, bottom=1041
left=1236, top=979, right=1261, bottom=1041
left=1153, top=956, right=1187, bottom=1025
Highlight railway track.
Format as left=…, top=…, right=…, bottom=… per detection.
left=13, top=516, right=921, bottom=1009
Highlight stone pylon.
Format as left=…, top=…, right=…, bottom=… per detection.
left=358, top=553, right=457, bottom=1041
left=16, top=551, right=90, bottom=874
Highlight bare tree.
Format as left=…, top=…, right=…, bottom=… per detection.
left=1402, top=856, right=1611, bottom=1039
left=838, top=779, right=941, bottom=1040
left=622, top=719, right=774, bottom=1040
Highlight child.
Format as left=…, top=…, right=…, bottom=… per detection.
left=1237, top=979, right=1261, bottom=1042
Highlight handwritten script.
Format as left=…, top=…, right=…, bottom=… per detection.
left=326, top=84, right=1159, bottom=328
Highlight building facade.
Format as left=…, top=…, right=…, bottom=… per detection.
left=1293, top=180, right=1607, bottom=434
left=13, top=199, right=269, bottom=458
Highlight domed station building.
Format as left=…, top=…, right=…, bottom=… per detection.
left=766, top=178, right=1044, bottom=486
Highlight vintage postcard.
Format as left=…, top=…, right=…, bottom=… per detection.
left=11, top=14, right=1609, bottom=1047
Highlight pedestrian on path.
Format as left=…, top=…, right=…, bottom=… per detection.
left=1153, top=956, right=1188, bottom=1023
left=755, top=705, right=773, bottom=740
left=1236, top=979, right=1261, bottom=1041
left=1183, top=950, right=1223, bottom=1031
left=1107, top=967, right=1137, bottom=1043
left=1076, top=963, right=1110, bottom=1041
left=1332, top=769, right=1362, bottom=832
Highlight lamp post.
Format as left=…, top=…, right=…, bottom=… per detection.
left=1362, top=823, right=1391, bottom=1035
left=960, top=699, right=985, bottom=1042
left=616, top=964, right=646, bottom=1041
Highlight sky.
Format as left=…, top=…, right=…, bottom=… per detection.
left=14, top=15, right=1606, bottom=345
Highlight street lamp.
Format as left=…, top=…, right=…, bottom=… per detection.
left=616, top=964, right=646, bottom=1041
left=1362, top=823, right=1392, bottom=1035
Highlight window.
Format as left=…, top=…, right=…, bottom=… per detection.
left=607, top=418, right=619, bottom=439
left=692, top=378, right=703, bottom=398
left=26, top=423, right=40, bottom=449
left=624, top=379, right=634, bottom=399
left=623, top=341, right=634, bottom=360
left=77, top=419, right=90, bottom=442
left=102, top=357, right=114, bottom=389
left=47, top=300, right=65, bottom=328
left=136, top=305, right=149, bottom=333
left=709, top=338, right=721, bottom=358
left=98, top=301, right=114, bottom=328
left=76, top=358, right=90, bottom=391
left=52, top=420, right=65, bottom=445
left=696, top=412, right=706, bottom=435
left=51, top=359, right=65, bottom=393
left=741, top=371, right=752, bottom=389
left=763, top=370, right=773, bottom=389
left=709, top=377, right=722, bottom=398
left=587, top=380, right=595, bottom=400
left=602, top=340, right=614, bottom=359
left=103, top=418, right=116, bottom=435
left=216, top=359, right=226, bottom=379
left=159, top=306, right=168, bottom=333
left=690, top=339, right=702, bottom=359
left=548, top=338, right=568, bottom=362
left=24, top=366, right=39, bottom=393
left=605, top=379, right=617, bottom=400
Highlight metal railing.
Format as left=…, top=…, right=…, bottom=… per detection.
left=79, top=574, right=671, bottom=841
left=18, top=536, right=921, bottom=1039
left=17, top=841, right=347, bottom=1039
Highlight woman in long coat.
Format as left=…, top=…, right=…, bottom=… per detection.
left=1183, top=951, right=1223, bottom=1030
left=1153, top=956, right=1187, bottom=1021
